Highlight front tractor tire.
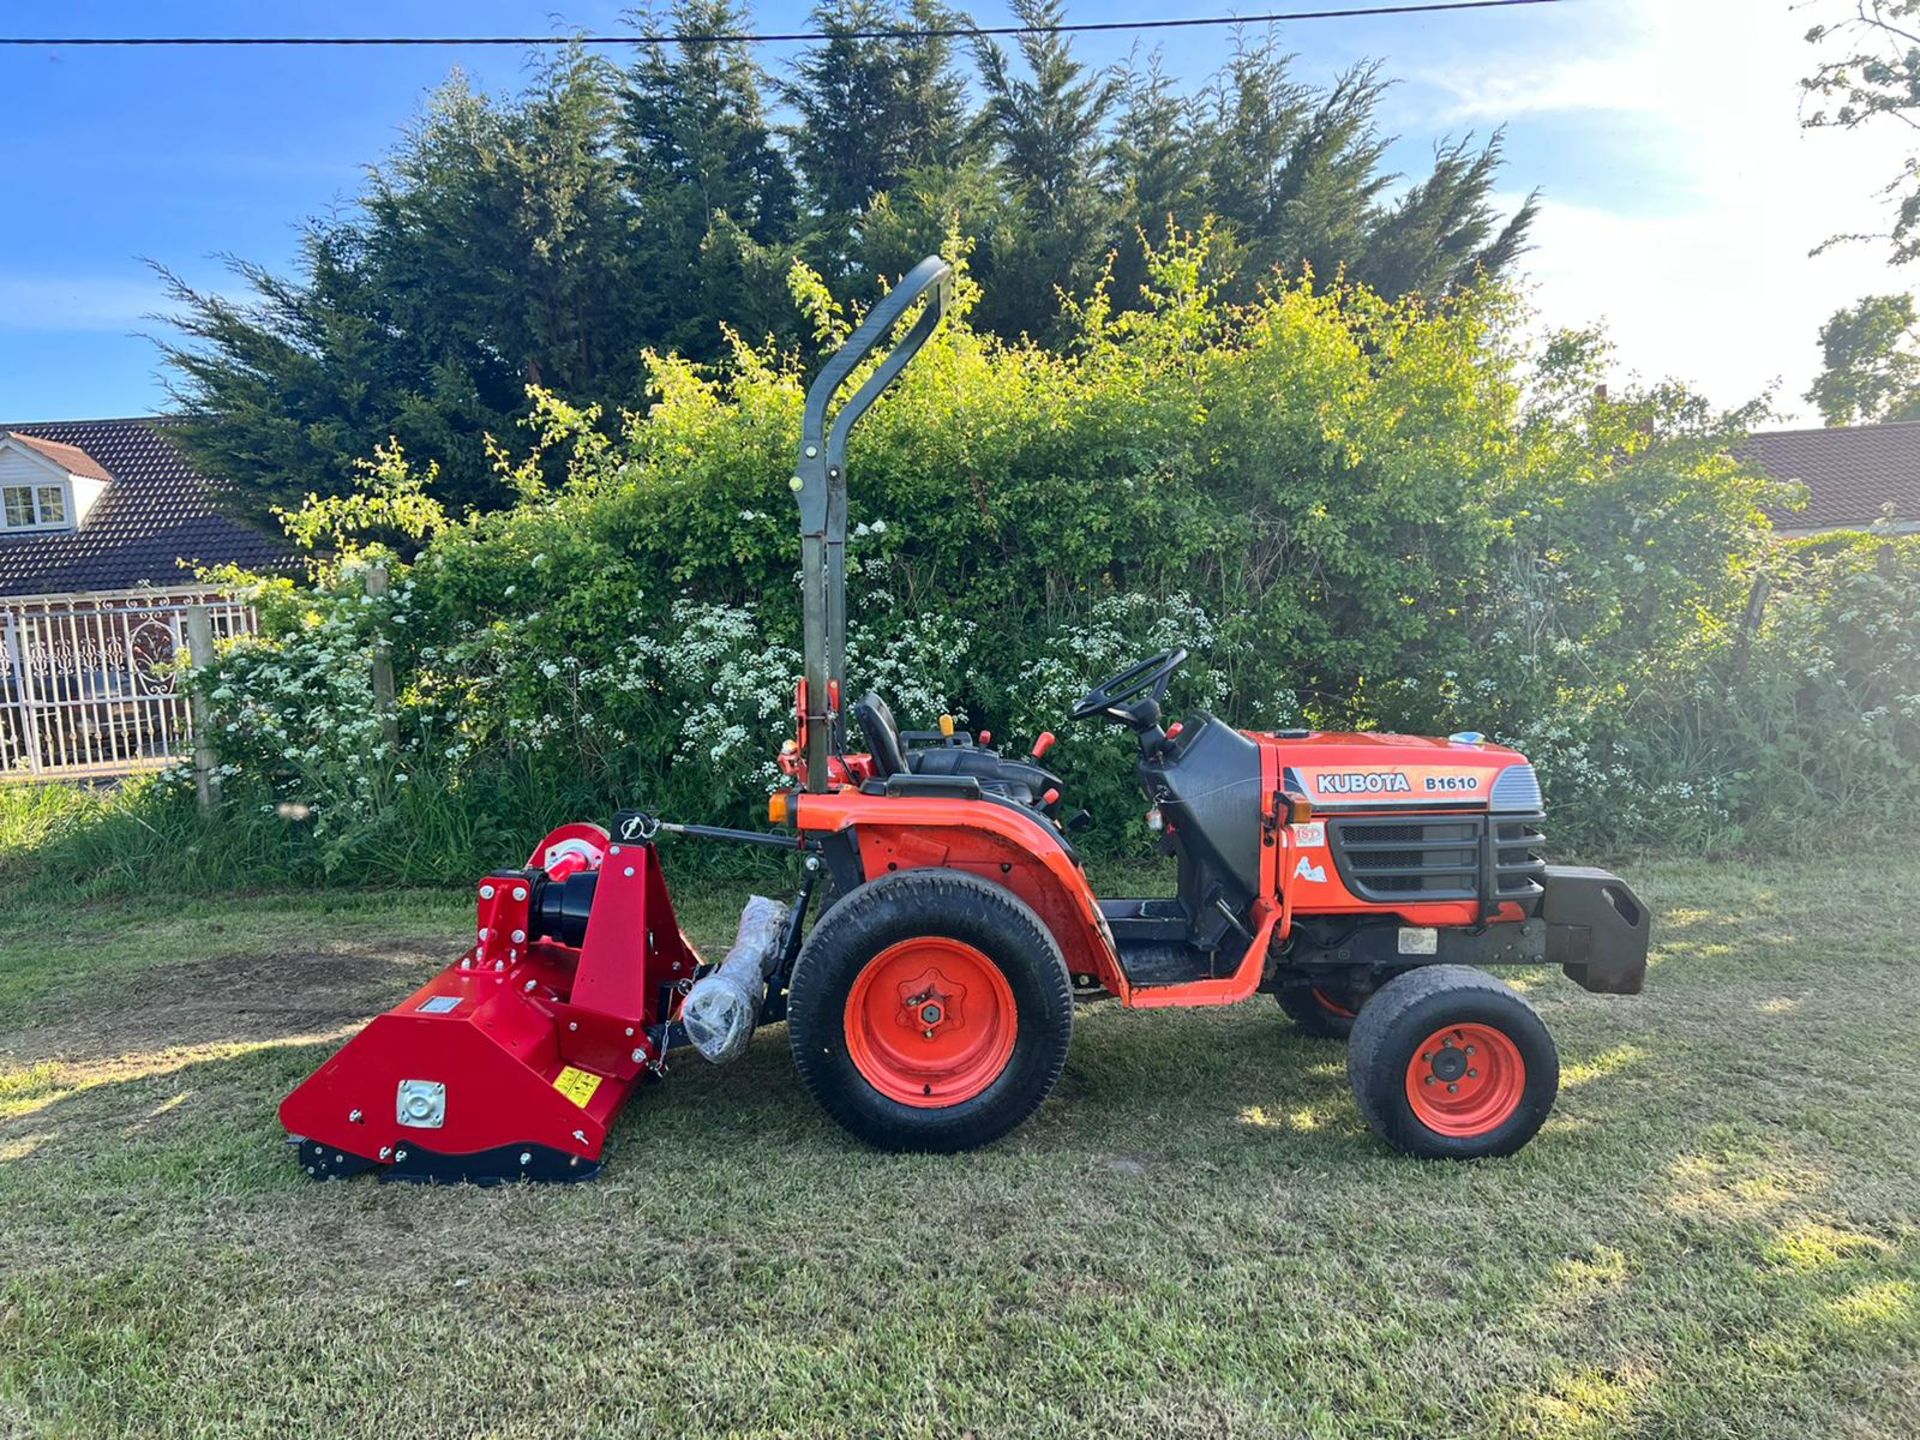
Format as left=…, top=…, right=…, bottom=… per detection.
left=787, top=869, right=1074, bottom=1153
left=1346, top=965, right=1559, bottom=1160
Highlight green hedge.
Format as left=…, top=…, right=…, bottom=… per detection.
left=14, top=241, right=1915, bottom=891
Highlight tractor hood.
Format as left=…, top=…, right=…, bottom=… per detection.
left=1249, top=730, right=1541, bottom=813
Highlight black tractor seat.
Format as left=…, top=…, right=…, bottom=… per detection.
left=853, top=692, right=911, bottom=776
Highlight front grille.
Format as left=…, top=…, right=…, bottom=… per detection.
left=1331, top=813, right=1546, bottom=907
left=1494, top=815, right=1548, bottom=905
left=1332, top=817, right=1479, bottom=899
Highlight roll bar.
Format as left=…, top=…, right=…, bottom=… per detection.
left=792, top=254, right=953, bottom=790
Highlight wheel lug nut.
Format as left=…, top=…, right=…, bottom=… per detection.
left=1421, top=1053, right=1431, bottom=1062
left=1465, top=1045, right=1475, bottom=1056
left=1447, top=1083, right=1459, bottom=1094
left=1467, top=1068, right=1478, bottom=1078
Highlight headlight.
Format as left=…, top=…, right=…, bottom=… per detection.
left=1490, top=763, right=1543, bottom=811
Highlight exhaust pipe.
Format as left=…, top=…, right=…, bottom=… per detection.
left=681, top=895, right=789, bottom=1064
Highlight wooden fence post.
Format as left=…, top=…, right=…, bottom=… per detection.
left=366, top=564, right=399, bottom=748
left=184, top=604, right=221, bottom=818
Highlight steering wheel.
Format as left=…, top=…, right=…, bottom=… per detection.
left=1070, top=648, right=1189, bottom=723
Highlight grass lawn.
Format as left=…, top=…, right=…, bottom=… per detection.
left=1, top=854, right=1916, bottom=1438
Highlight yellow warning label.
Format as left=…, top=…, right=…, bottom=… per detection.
left=553, top=1066, right=604, bottom=1108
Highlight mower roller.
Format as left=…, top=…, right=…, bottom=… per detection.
left=283, top=254, right=1651, bottom=1183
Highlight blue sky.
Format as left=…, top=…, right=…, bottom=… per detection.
left=1, top=1, right=1907, bottom=424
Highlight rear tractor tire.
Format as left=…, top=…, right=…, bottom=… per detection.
left=787, top=869, right=1074, bottom=1153
left=1346, top=965, right=1558, bottom=1160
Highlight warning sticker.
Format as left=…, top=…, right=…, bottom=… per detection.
left=1397, top=926, right=1439, bottom=956
left=416, top=995, right=462, bottom=1015
left=1291, top=822, right=1326, bottom=848
left=553, top=1066, right=604, bottom=1108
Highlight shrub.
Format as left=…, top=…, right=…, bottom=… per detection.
left=27, top=234, right=1899, bottom=890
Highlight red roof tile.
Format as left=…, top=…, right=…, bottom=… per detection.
left=4, top=431, right=114, bottom=482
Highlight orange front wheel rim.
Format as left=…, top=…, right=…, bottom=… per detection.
left=845, top=937, right=1018, bottom=1108
left=1404, top=1022, right=1525, bottom=1137
left=1312, top=987, right=1357, bottom=1019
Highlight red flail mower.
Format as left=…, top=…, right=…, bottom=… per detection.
left=282, top=257, right=1651, bottom=1184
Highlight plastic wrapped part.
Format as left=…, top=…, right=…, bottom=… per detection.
left=682, top=895, right=789, bottom=1064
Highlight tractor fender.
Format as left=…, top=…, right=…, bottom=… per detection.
left=795, top=792, right=1129, bottom=1002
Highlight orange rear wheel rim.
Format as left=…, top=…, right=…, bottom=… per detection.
left=1404, top=1022, right=1525, bottom=1137
left=845, top=937, right=1018, bottom=1108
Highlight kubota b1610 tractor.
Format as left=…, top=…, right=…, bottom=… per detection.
left=282, top=257, right=1650, bottom=1183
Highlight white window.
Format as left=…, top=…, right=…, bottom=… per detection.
left=1, top=483, right=70, bottom=530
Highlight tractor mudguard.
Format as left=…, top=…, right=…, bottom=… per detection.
left=1542, top=865, right=1651, bottom=995
left=795, top=791, right=1129, bottom=1001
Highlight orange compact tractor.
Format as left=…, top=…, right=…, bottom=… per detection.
left=282, top=257, right=1650, bottom=1183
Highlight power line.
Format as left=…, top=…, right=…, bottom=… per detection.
left=0, top=1, right=1561, bottom=49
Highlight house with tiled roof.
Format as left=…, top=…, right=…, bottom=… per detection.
left=1, top=418, right=282, bottom=779
left=0, top=417, right=284, bottom=597
left=1741, top=421, right=1920, bottom=537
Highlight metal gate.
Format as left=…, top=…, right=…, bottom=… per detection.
left=1, top=588, right=257, bottom=781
